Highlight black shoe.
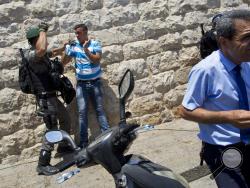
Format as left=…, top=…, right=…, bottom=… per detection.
left=57, top=145, right=74, bottom=154
left=78, top=142, right=88, bottom=149
left=36, top=164, right=59, bottom=176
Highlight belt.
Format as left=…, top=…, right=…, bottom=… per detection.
left=37, top=91, right=57, bottom=99
left=77, top=78, right=100, bottom=83
left=202, top=141, right=247, bottom=149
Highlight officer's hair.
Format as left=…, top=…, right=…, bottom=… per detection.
left=74, top=24, right=88, bottom=31
left=216, top=9, right=250, bottom=39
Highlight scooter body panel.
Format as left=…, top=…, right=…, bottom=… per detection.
left=120, top=155, right=188, bottom=188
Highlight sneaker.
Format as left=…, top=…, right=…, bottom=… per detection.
left=36, top=165, right=59, bottom=176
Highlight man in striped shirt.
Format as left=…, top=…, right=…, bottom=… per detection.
left=62, top=24, right=109, bottom=148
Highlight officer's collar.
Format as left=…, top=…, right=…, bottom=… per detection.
left=218, top=50, right=238, bottom=72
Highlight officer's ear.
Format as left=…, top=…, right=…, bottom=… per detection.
left=28, top=37, right=38, bottom=46
left=217, top=36, right=228, bottom=49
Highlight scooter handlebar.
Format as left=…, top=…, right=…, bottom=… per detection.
left=129, top=124, right=155, bottom=135
left=121, top=124, right=140, bottom=135
left=112, top=124, right=155, bottom=148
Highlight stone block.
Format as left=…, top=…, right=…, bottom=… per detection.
left=163, top=84, right=187, bottom=108
left=28, top=1, right=55, bottom=18
left=0, top=68, right=19, bottom=88
left=133, top=78, right=154, bottom=97
left=102, top=45, right=124, bottom=66
left=207, top=0, right=221, bottom=8
left=183, top=11, right=207, bottom=30
left=115, top=24, right=146, bottom=44
left=165, top=15, right=185, bottom=33
left=1, top=155, right=19, bottom=165
left=168, top=0, right=208, bottom=15
left=130, top=0, right=151, bottom=4
left=152, top=71, right=176, bottom=93
left=221, top=0, right=242, bottom=7
left=83, top=0, right=103, bottom=10
left=0, top=27, right=22, bottom=48
left=146, top=53, right=161, bottom=75
left=130, top=93, right=163, bottom=116
left=146, top=51, right=180, bottom=75
left=123, top=39, right=161, bottom=60
left=0, top=48, right=19, bottom=69
left=118, top=59, right=149, bottom=81
left=0, top=0, right=10, bottom=5
left=0, top=113, right=15, bottom=138
left=143, top=19, right=169, bottom=39
left=104, top=63, right=120, bottom=85
left=0, top=2, right=28, bottom=24
left=106, top=4, right=140, bottom=27
left=93, top=28, right=120, bottom=46
left=160, top=51, right=180, bottom=72
left=139, top=112, right=162, bottom=125
left=19, top=143, right=41, bottom=161
left=1, top=129, right=35, bottom=156
left=55, top=0, right=81, bottom=16
left=104, top=0, right=129, bottom=8
left=80, top=10, right=108, bottom=31
left=160, top=109, right=174, bottom=123
left=181, top=28, right=201, bottom=46
left=139, top=0, right=169, bottom=21
left=0, top=88, right=21, bottom=113
left=179, top=46, right=200, bottom=66
left=59, top=14, right=81, bottom=33
left=34, top=124, right=46, bottom=143
left=159, top=32, right=182, bottom=51
left=174, top=67, right=192, bottom=85
left=242, top=0, right=250, bottom=4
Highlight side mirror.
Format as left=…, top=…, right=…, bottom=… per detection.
left=118, top=69, right=134, bottom=125
left=118, top=69, right=134, bottom=100
left=44, top=130, right=79, bottom=150
left=45, top=131, right=63, bottom=143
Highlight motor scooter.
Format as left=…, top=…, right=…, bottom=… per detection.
left=43, top=69, right=190, bottom=188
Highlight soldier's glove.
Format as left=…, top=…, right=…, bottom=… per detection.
left=38, top=22, right=49, bottom=32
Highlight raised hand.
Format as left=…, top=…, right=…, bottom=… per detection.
left=38, top=22, right=49, bottom=32
left=83, top=39, right=90, bottom=49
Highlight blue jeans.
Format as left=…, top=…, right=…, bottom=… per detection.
left=76, top=79, right=109, bottom=147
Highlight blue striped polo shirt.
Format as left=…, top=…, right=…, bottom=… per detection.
left=65, top=40, right=102, bottom=80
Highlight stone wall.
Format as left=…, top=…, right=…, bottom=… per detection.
left=0, top=0, right=249, bottom=164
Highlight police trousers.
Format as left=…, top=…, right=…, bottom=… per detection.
left=203, top=142, right=250, bottom=188
left=37, top=95, right=71, bottom=152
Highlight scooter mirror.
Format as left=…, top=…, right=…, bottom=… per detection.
left=45, top=131, right=63, bottom=143
left=118, top=69, right=134, bottom=125
left=118, top=69, right=134, bottom=101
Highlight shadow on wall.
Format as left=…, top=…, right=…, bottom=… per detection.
left=66, top=77, right=119, bottom=145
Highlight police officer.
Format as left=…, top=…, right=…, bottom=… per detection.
left=179, top=10, right=250, bottom=187
left=24, top=22, right=71, bottom=175
left=199, top=13, right=222, bottom=59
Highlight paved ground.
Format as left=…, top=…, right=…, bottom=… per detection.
left=0, top=119, right=217, bottom=188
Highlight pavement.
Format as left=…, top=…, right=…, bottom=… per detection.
left=0, top=119, right=217, bottom=188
